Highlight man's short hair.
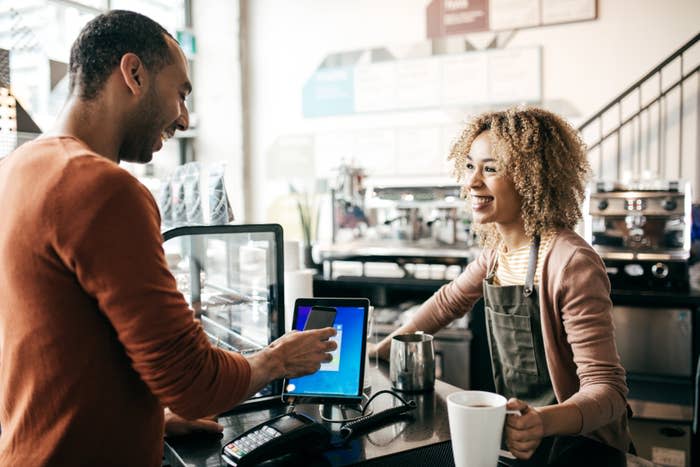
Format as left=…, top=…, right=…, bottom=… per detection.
left=69, top=10, right=174, bottom=100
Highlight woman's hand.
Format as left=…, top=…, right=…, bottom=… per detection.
left=366, top=342, right=380, bottom=360
left=164, top=408, right=223, bottom=437
left=504, top=398, right=545, bottom=459
left=366, top=341, right=390, bottom=362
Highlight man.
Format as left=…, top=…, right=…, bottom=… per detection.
left=0, top=10, right=336, bottom=466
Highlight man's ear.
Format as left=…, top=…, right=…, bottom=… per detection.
left=119, top=53, right=147, bottom=96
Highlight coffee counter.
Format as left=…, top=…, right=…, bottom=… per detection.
left=164, top=361, right=454, bottom=466
left=311, top=269, right=699, bottom=464
left=163, top=362, right=654, bottom=466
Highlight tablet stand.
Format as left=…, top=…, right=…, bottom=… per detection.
left=319, top=394, right=372, bottom=423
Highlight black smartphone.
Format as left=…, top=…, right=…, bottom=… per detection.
left=303, top=306, right=336, bottom=330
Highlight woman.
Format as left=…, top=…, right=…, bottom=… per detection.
left=371, top=107, right=632, bottom=458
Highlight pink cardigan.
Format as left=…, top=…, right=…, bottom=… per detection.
left=411, top=229, right=631, bottom=452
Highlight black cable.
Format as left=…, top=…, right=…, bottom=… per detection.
left=361, top=389, right=411, bottom=414
left=337, top=390, right=417, bottom=443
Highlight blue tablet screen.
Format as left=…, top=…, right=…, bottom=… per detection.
left=284, top=304, right=365, bottom=398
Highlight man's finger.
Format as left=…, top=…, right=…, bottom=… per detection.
left=190, top=418, right=224, bottom=432
left=322, top=340, right=337, bottom=351
left=164, top=413, right=224, bottom=437
left=308, top=327, right=337, bottom=339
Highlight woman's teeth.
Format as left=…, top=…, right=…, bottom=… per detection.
left=472, top=195, right=494, bottom=206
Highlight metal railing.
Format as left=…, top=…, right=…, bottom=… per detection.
left=578, top=32, right=700, bottom=186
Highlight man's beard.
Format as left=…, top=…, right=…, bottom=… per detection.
left=119, top=85, right=162, bottom=163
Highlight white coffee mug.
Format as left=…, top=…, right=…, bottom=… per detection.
left=446, top=390, right=521, bottom=467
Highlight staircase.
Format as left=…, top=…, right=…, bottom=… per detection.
left=577, top=32, right=700, bottom=195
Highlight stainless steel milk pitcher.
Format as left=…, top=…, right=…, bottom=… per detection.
left=390, top=332, right=435, bottom=392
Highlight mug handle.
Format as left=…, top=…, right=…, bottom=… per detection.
left=505, top=410, right=522, bottom=416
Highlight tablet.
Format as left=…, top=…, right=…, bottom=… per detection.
left=282, top=297, right=370, bottom=404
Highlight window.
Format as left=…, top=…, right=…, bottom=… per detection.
left=0, top=0, right=189, bottom=176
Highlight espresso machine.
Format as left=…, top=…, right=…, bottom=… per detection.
left=330, top=163, right=368, bottom=241
left=328, top=162, right=473, bottom=248
left=584, top=180, right=692, bottom=291
left=363, top=184, right=472, bottom=246
left=319, top=180, right=475, bottom=281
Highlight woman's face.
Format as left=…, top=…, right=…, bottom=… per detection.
left=464, top=131, right=523, bottom=228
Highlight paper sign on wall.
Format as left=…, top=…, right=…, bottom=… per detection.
left=303, top=46, right=541, bottom=117
left=427, top=0, right=596, bottom=37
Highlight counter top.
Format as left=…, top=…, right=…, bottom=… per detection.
left=164, top=362, right=654, bottom=467
left=164, top=361, right=455, bottom=466
left=316, top=241, right=476, bottom=261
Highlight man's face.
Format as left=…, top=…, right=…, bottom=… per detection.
left=120, top=37, right=191, bottom=163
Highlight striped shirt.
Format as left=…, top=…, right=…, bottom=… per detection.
left=494, top=232, right=554, bottom=286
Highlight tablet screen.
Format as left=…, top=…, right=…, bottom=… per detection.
left=283, top=298, right=369, bottom=402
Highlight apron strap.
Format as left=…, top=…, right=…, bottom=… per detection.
left=485, top=244, right=500, bottom=279
left=523, top=235, right=541, bottom=297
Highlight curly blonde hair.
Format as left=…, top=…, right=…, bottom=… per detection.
left=449, top=107, right=590, bottom=248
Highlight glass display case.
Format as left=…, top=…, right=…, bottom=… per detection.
left=162, top=224, right=285, bottom=404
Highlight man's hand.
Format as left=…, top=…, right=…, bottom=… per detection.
left=269, top=327, right=338, bottom=377
left=245, top=327, right=337, bottom=396
left=164, top=408, right=223, bottom=438
left=504, top=398, right=544, bottom=459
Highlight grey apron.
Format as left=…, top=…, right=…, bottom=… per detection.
left=483, top=236, right=556, bottom=407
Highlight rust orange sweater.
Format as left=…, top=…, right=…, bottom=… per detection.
left=0, top=136, right=251, bottom=466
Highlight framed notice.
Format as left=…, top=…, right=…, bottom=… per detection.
left=541, top=0, right=596, bottom=24
left=426, top=0, right=489, bottom=37
left=428, top=0, right=597, bottom=37
left=489, top=0, right=539, bottom=30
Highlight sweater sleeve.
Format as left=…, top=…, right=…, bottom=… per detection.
left=51, top=161, right=251, bottom=419
left=410, top=249, right=491, bottom=332
left=556, top=248, right=628, bottom=434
